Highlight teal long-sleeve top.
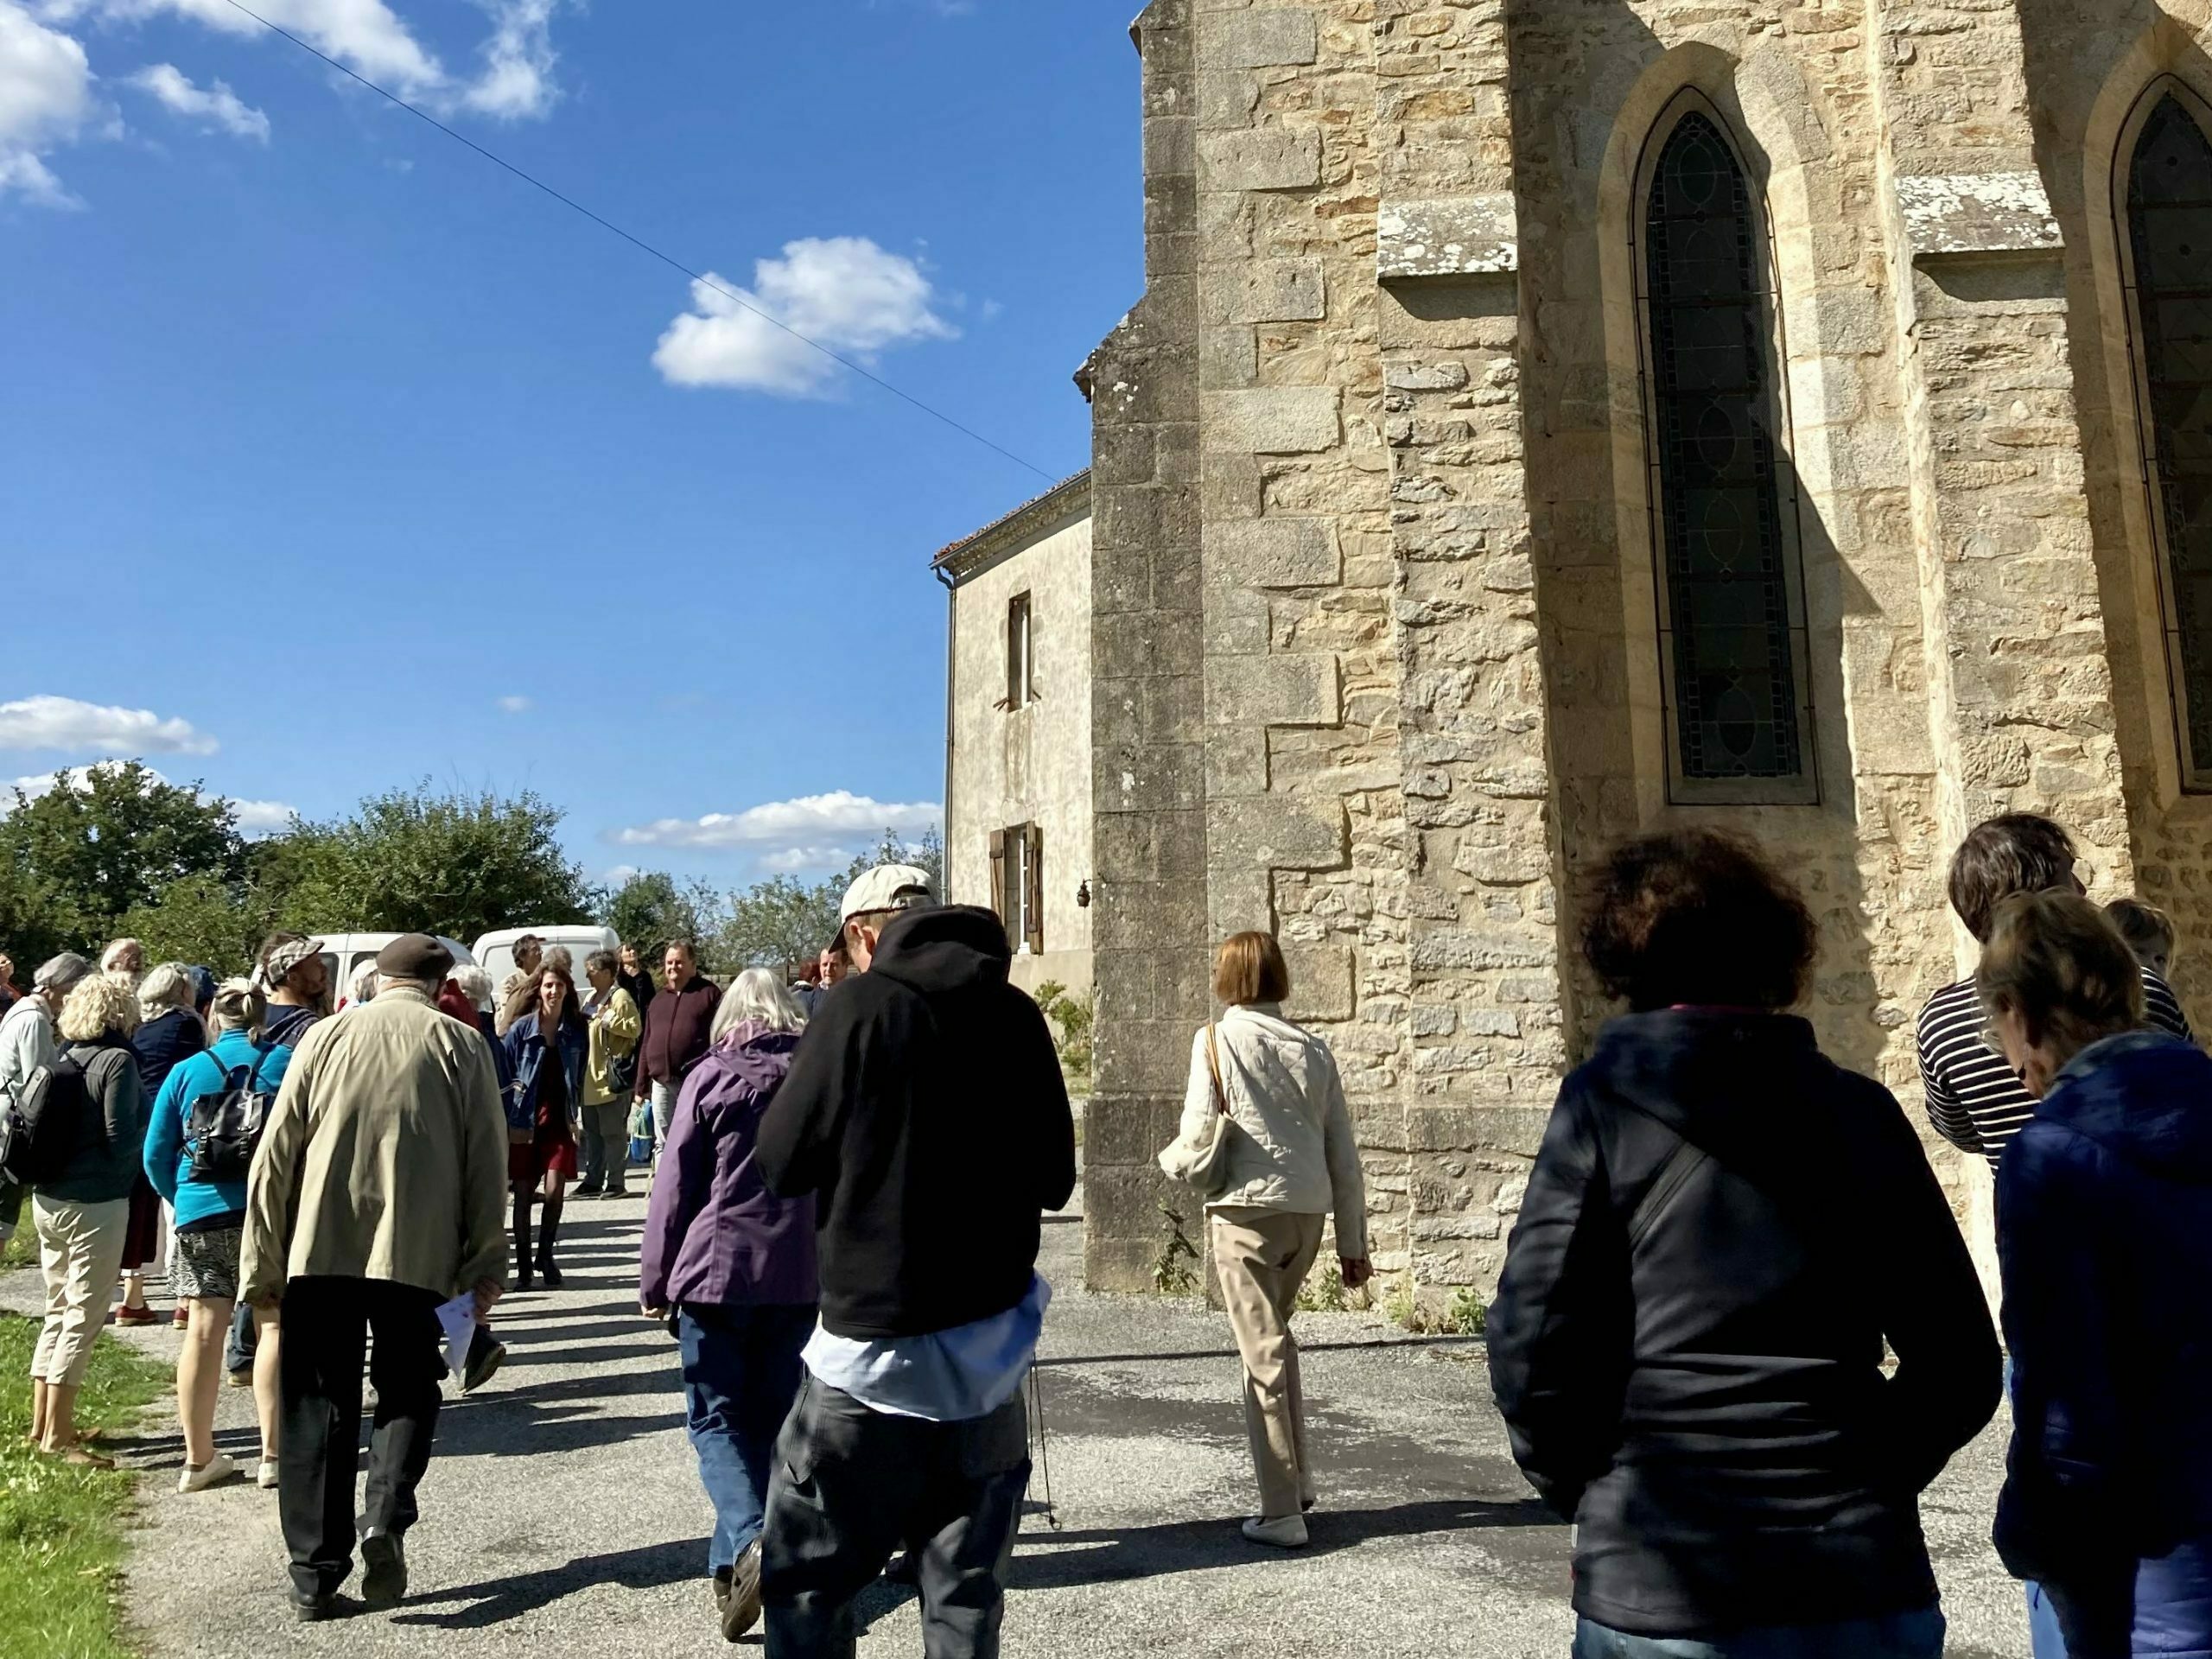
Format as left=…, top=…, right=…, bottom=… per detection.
left=144, top=1028, right=292, bottom=1231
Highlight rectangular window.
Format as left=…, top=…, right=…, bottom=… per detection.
left=988, top=823, right=1045, bottom=953
left=1007, top=592, right=1033, bottom=709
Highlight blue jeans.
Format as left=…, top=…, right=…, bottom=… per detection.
left=1572, top=1607, right=1945, bottom=1659
left=2027, top=1583, right=2069, bottom=1657
left=677, top=1302, right=816, bottom=1575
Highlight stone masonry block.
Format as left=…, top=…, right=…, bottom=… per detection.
left=1205, top=652, right=1341, bottom=726
left=1282, top=939, right=1354, bottom=1020
left=1205, top=9, right=1317, bottom=69
left=1896, top=172, right=2062, bottom=260
left=1208, top=795, right=1346, bottom=873
left=1377, top=194, right=1519, bottom=278
left=1238, top=260, right=1325, bottom=323
left=1198, top=125, right=1322, bottom=193
left=1203, top=387, right=1340, bottom=454
left=1207, top=518, right=1340, bottom=588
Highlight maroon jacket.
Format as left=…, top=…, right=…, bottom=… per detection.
left=637, top=976, right=721, bottom=1097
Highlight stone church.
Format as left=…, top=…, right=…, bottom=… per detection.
left=1073, top=0, right=2212, bottom=1306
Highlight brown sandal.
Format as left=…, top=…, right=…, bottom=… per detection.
left=52, top=1446, right=116, bottom=1469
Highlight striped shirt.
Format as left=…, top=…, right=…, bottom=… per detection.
left=1916, top=968, right=2194, bottom=1166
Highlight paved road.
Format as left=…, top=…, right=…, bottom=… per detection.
left=6, top=1195, right=2031, bottom=1658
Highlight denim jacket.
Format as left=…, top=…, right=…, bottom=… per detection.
left=502, top=1013, right=588, bottom=1133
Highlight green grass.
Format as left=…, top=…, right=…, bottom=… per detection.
left=0, top=1311, right=172, bottom=1659
left=2, top=1230, right=35, bottom=1272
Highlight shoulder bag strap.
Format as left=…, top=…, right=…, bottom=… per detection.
left=1205, top=1021, right=1228, bottom=1116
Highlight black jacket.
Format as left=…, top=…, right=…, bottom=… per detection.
left=1487, top=1010, right=2000, bottom=1637
left=757, top=905, right=1076, bottom=1340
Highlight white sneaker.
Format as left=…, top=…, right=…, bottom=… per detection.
left=1240, top=1514, right=1308, bottom=1548
left=257, top=1458, right=279, bottom=1491
left=178, top=1452, right=238, bottom=1494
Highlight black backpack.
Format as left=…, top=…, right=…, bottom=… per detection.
left=184, top=1048, right=280, bottom=1184
left=0, top=1050, right=84, bottom=1188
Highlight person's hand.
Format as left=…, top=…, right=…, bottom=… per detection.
left=1339, top=1255, right=1373, bottom=1291
left=249, top=1290, right=282, bottom=1313
left=473, top=1278, right=503, bottom=1319
left=640, top=1303, right=666, bottom=1321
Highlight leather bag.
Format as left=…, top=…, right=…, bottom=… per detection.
left=1156, top=1022, right=1236, bottom=1196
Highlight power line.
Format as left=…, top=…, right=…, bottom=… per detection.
left=215, top=0, right=1056, bottom=482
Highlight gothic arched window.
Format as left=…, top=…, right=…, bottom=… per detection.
left=1636, top=100, right=1815, bottom=802
left=2124, top=88, right=2212, bottom=789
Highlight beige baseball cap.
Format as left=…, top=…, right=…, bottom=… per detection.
left=838, top=863, right=936, bottom=925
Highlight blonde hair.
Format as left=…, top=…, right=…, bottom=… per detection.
left=1978, top=891, right=2145, bottom=1067
left=137, top=962, right=197, bottom=1019
left=1212, top=931, right=1292, bottom=1007
left=711, top=968, right=807, bottom=1041
left=208, top=980, right=266, bottom=1038
left=58, top=973, right=143, bottom=1043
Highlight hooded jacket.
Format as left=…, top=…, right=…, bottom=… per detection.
left=639, top=1023, right=816, bottom=1311
left=1487, top=1009, right=2001, bottom=1638
left=1995, top=1030, right=2212, bottom=1657
left=757, top=905, right=1077, bottom=1339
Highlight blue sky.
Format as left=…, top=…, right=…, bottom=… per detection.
left=0, top=0, right=1134, bottom=890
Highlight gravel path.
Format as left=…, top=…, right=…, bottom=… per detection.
left=4, top=1192, right=2031, bottom=1658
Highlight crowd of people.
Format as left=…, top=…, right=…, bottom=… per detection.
left=0, top=809, right=2204, bottom=1657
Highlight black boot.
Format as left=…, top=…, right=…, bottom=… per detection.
left=512, top=1198, right=534, bottom=1292
left=536, top=1199, right=563, bottom=1288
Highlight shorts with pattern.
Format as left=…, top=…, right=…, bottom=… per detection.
left=171, top=1227, right=243, bottom=1302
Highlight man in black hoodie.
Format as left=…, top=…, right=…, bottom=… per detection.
left=753, top=863, right=1075, bottom=1659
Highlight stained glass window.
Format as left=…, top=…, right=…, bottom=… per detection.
left=1643, top=111, right=1809, bottom=790
left=2127, top=93, right=2212, bottom=784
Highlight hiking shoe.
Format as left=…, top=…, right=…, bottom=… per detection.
left=227, top=1367, right=253, bottom=1390
left=177, top=1452, right=239, bottom=1494
left=360, top=1529, right=407, bottom=1610
left=722, top=1541, right=762, bottom=1642
left=461, top=1340, right=507, bottom=1395
left=711, top=1567, right=732, bottom=1616
left=1241, top=1514, right=1309, bottom=1548
left=171, top=1308, right=189, bottom=1331
left=574, top=1184, right=603, bottom=1198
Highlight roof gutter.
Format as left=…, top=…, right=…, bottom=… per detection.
left=934, top=560, right=957, bottom=904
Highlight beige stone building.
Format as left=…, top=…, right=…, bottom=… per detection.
left=935, top=473, right=1096, bottom=1001
left=1077, top=0, right=2212, bottom=1307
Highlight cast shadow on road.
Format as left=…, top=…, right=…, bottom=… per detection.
left=390, top=1539, right=702, bottom=1630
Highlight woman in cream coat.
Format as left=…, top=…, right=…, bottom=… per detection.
left=1178, top=930, right=1370, bottom=1548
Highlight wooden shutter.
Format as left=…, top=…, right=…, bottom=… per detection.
left=1024, top=823, right=1046, bottom=955
left=988, top=829, right=1008, bottom=927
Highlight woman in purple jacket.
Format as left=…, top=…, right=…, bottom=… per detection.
left=639, top=968, right=817, bottom=1644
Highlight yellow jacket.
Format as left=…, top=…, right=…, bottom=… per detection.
left=241, top=984, right=511, bottom=1305
left=583, top=985, right=642, bottom=1106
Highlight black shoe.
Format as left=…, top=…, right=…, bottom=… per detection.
left=292, top=1591, right=348, bottom=1624
left=574, top=1183, right=603, bottom=1198
left=360, top=1529, right=408, bottom=1611
left=722, top=1541, right=762, bottom=1642
left=711, top=1567, right=732, bottom=1617
left=513, top=1264, right=533, bottom=1292
left=535, top=1253, right=563, bottom=1289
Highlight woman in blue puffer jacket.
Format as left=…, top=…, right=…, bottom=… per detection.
left=1980, top=889, right=2212, bottom=1659
left=145, top=980, right=293, bottom=1495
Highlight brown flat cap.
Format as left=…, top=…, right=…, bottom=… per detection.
left=375, top=934, right=454, bottom=981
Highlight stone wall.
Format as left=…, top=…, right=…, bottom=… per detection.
left=1086, top=0, right=2194, bottom=1304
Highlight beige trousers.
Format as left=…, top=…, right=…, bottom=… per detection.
left=1211, top=1206, right=1325, bottom=1522
left=31, top=1194, right=130, bottom=1387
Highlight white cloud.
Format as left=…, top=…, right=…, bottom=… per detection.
left=597, top=863, right=641, bottom=886
left=652, top=237, right=957, bottom=397
left=611, top=791, right=941, bottom=872
left=0, top=1, right=96, bottom=205
left=7, top=762, right=294, bottom=836
left=455, top=0, right=555, bottom=118
left=0, top=695, right=217, bottom=755
left=128, top=61, right=267, bottom=139
left=495, top=694, right=531, bottom=714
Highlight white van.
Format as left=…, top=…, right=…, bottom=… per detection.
left=312, top=933, right=476, bottom=1007
left=472, top=925, right=621, bottom=993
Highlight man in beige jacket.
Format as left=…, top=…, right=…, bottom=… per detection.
left=242, top=934, right=509, bottom=1622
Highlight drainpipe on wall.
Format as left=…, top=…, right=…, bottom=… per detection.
left=933, top=561, right=957, bottom=903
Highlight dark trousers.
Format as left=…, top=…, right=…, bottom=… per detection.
left=761, top=1376, right=1030, bottom=1659
left=678, top=1302, right=816, bottom=1573
left=226, top=1300, right=256, bottom=1374
left=577, top=1100, right=630, bottom=1195
left=278, top=1277, right=445, bottom=1600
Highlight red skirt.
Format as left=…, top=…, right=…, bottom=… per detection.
left=120, top=1175, right=162, bottom=1272
left=507, top=1101, right=579, bottom=1185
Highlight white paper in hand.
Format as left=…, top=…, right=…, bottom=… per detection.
left=435, top=1294, right=477, bottom=1377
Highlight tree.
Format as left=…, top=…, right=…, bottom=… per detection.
left=0, top=762, right=242, bottom=953
left=264, top=784, right=594, bottom=944
left=116, top=872, right=274, bottom=976
left=715, top=875, right=837, bottom=980
left=601, top=872, right=723, bottom=960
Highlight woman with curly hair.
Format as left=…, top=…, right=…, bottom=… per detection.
left=1488, top=830, right=2001, bottom=1659
left=28, top=971, right=149, bottom=1465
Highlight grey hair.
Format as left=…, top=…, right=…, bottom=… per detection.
left=585, top=949, right=619, bottom=977
left=349, top=961, right=381, bottom=1005
left=100, top=938, right=143, bottom=973
left=544, top=944, right=574, bottom=975
left=208, top=980, right=266, bottom=1037
left=448, top=964, right=493, bottom=1009
left=710, top=967, right=806, bottom=1042
left=138, top=962, right=197, bottom=1019
left=34, top=952, right=92, bottom=995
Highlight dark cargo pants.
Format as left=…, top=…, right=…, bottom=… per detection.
left=760, top=1375, right=1030, bottom=1659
